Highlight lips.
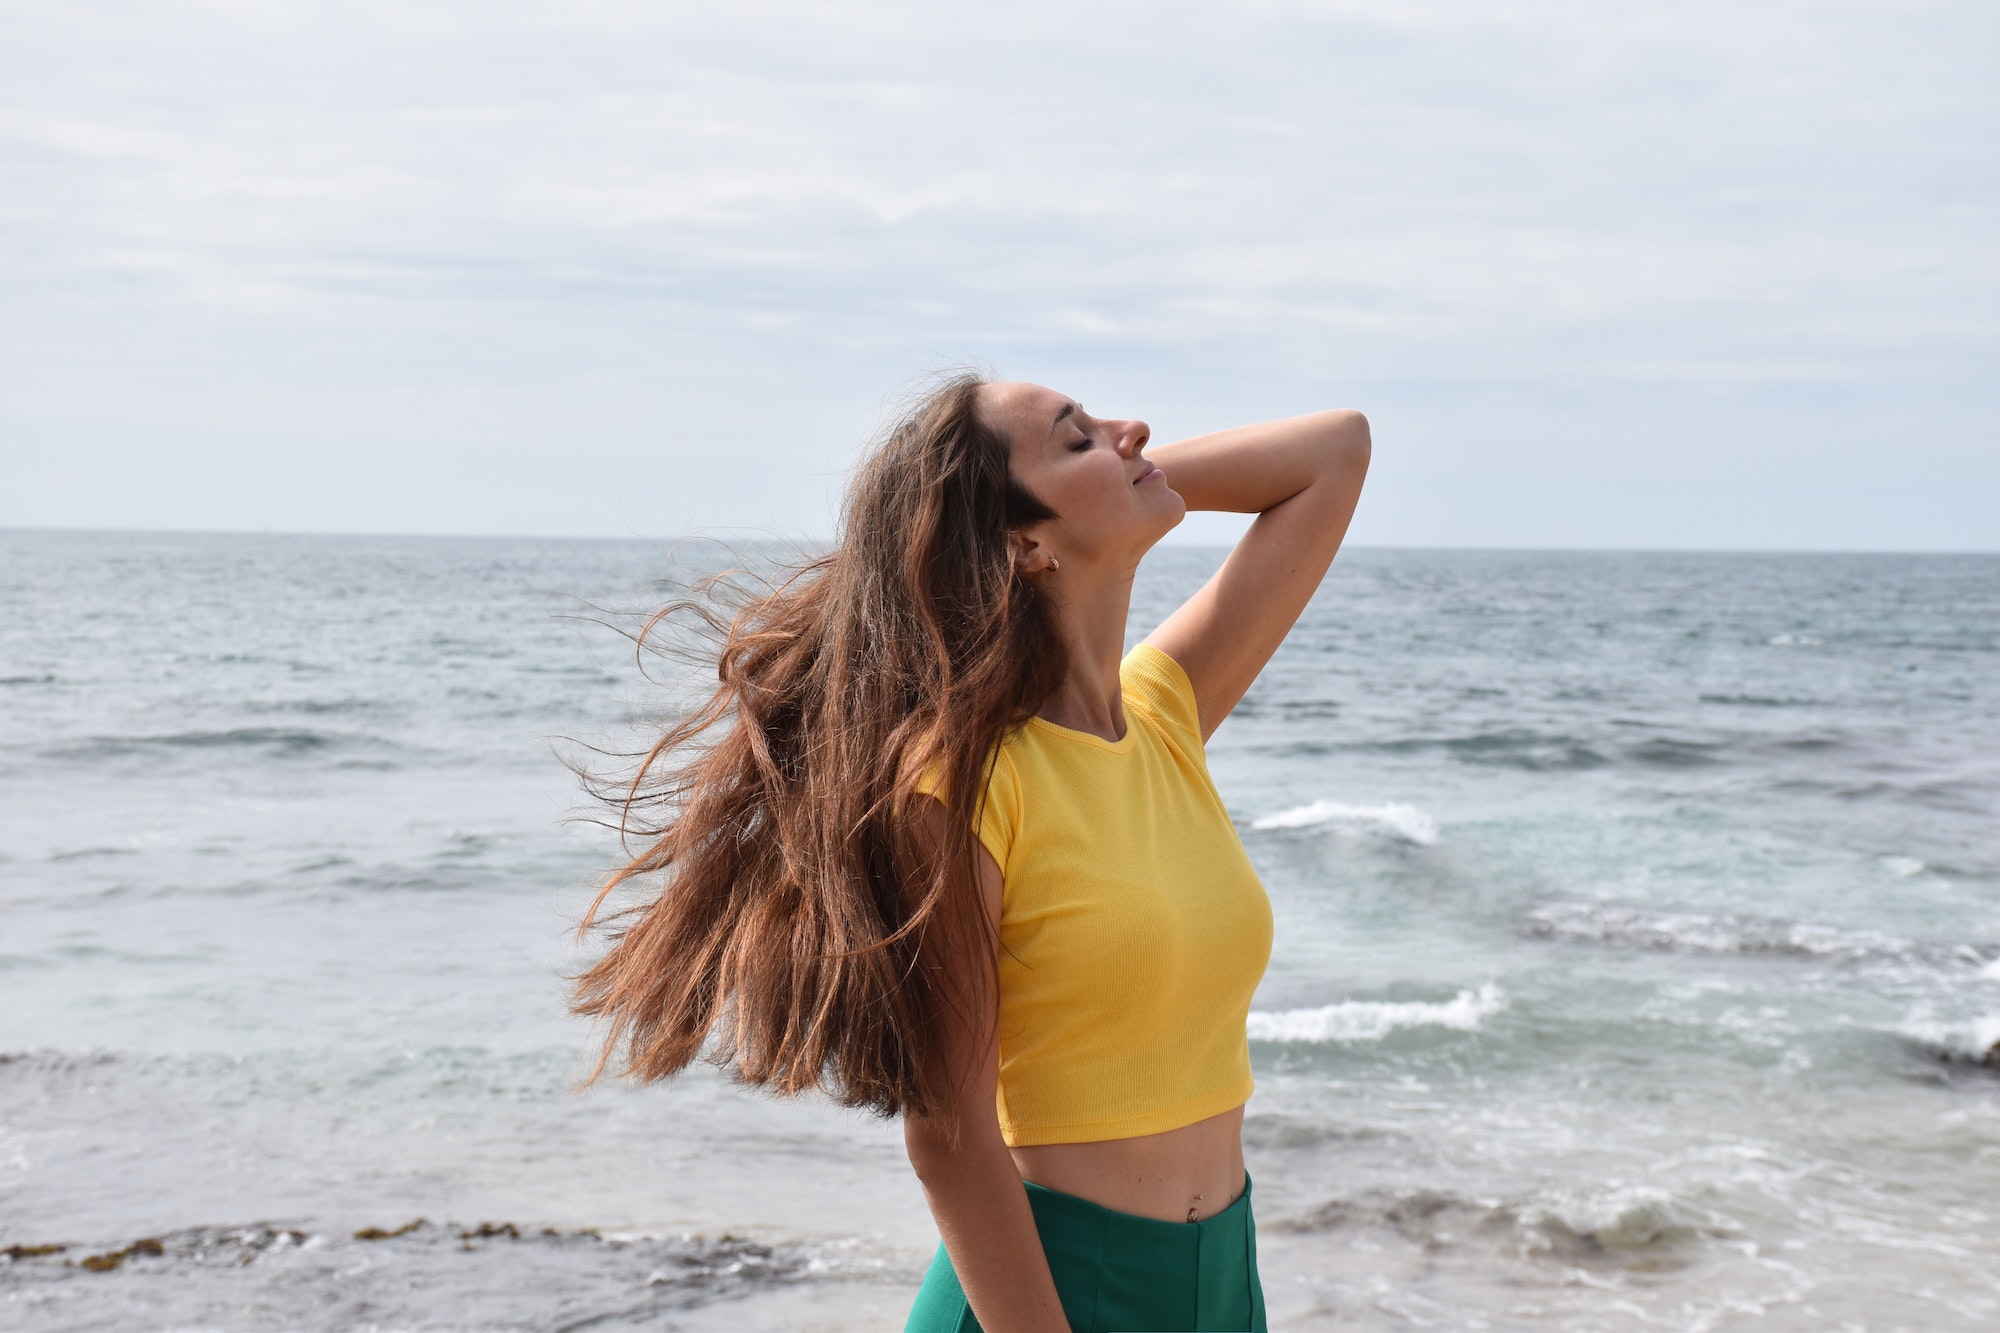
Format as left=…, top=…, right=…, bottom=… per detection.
left=1132, top=464, right=1163, bottom=485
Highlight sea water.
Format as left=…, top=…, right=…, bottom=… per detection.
left=2, top=530, right=1996, bottom=1331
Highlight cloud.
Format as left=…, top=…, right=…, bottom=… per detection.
left=1, top=0, right=1994, bottom=543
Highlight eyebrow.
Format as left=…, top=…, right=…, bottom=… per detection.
left=1051, top=401, right=1076, bottom=434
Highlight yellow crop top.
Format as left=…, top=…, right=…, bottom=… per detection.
left=966, top=643, right=1273, bottom=1147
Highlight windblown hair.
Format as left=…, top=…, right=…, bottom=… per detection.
left=572, top=371, right=1063, bottom=1128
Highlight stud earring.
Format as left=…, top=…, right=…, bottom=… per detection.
left=1048, top=557, right=1060, bottom=572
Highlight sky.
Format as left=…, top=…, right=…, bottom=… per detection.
left=1, top=0, right=1994, bottom=549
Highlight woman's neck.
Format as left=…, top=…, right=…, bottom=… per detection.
left=1036, top=564, right=1138, bottom=742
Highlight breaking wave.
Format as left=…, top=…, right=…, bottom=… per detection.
left=1522, top=901, right=1994, bottom=969
left=1250, top=800, right=1439, bottom=845
left=1248, top=984, right=1504, bottom=1043
left=1359, top=730, right=1609, bottom=771
left=45, top=727, right=381, bottom=760
left=1270, top=1182, right=1716, bottom=1271
left=1894, top=1013, right=2000, bottom=1067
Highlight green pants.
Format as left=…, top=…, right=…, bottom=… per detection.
left=905, top=1174, right=1267, bottom=1333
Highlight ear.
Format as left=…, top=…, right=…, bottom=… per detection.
left=1010, top=530, right=1056, bottom=577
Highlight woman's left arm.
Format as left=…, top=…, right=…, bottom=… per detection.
left=1143, top=410, right=1371, bottom=741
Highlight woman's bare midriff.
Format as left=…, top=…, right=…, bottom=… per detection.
left=1009, top=1105, right=1246, bottom=1223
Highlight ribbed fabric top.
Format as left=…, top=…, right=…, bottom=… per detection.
left=970, top=643, right=1273, bottom=1146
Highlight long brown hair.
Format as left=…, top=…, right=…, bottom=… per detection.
left=572, top=371, right=1063, bottom=1127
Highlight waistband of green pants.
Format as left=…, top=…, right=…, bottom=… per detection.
left=906, top=1173, right=1266, bottom=1332
left=1022, top=1170, right=1255, bottom=1258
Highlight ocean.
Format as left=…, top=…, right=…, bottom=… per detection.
left=3, top=529, right=1996, bottom=1331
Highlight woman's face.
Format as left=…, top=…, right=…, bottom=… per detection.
left=977, top=381, right=1184, bottom=568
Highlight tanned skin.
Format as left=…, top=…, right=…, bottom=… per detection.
left=904, top=384, right=1371, bottom=1332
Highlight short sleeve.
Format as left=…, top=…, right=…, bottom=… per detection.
left=913, top=747, right=1022, bottom=874
left=1121, top=643, right=1204, bottom=755
left=971, top=748, right=1022, bottom=873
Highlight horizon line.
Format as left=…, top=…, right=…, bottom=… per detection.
left=3, top=523, right=1995, bottom=559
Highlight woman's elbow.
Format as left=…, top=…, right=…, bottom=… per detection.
left=904, top=1114, right=965, bottom=1185
left=1318, top=409, right=1371, bottom=471
left=905, top=1103, right=1011, bottom=1191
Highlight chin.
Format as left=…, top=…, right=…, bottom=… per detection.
left=1144, top=499, right=1187, bottom=547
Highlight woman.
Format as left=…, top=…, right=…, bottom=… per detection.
left=574, top=371, right=1370, bottom=1332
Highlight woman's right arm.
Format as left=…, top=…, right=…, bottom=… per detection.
left=902, top=799, right=1069, bottom=1333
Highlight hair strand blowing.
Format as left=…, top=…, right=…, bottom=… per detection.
left=571, top=372, right=1062, bottom=1130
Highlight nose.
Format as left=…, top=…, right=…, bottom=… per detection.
left=1113, top=417, right=1152, bottom=458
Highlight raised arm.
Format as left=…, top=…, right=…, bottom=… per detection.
left=901, top=799, right=1068, bottom=1333
left=1143, top=410, right=1370, bottom=740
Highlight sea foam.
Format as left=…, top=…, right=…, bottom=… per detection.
left=1248, top=984, right=1504, bottom=1043
left=1894, top=1012, right=2000, bottom=1064
left=1521, top=901, right=1924, bottom=962
left=1250, top=800, right=1439, bottom=845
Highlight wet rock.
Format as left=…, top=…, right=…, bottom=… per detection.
left=77, top=1238, right=163, bottom=1272
left=5, top=1243, right=66, bottom=1260
left=0, top=1219, right=895, bottom=1327
left=459, top=1222, right=519, bottom=1240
